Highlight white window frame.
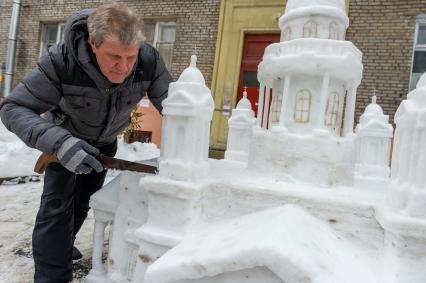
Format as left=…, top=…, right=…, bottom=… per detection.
left=144, top=21, right=176, bottom=70
left=39, top=23, right=65, bottom=57
left=409, top=15, right=426, bottom=91
left=150, top=22, right=176, bottom=48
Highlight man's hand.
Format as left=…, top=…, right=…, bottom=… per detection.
left=56, top=137, right=103, bottom=174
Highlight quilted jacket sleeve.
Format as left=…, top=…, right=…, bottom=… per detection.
left=0, top=49, right=72, bottom=154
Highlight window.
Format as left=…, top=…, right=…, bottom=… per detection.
left=325, top=92, right=339, bottom=127
left=270, top=89, right=283, bottom=124
left=40, top=23, right=65, bottom=57
left=144, top=21, right=176, bottom=70
left=282, top=27, right=292, bottom=41
left=410, top=17, right=426, bottom=91
left=303, top=21, right=317, bottom=38
left=329, top=21, right=339, bottom=40
left=294, top=89, right=311, bottom=123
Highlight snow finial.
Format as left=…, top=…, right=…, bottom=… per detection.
left=370, top=88, right=378, bottom=104
left=243, top=86, right=248, bottom=98
left=190, top=55, right=197, bottom=68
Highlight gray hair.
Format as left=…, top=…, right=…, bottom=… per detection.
left=88, top=2, right=145, bottom=47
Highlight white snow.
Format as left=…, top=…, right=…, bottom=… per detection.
left=0, top=121, right=40, bottom=178
left=145, top=205, right=378, bottom=283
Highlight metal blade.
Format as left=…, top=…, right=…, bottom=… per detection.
left=96, top=154, right=158, bottom=174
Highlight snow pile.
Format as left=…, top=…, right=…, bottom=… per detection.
left=0, top=121, right=40, bottom=178
left=115, top=137, right=159, bottom=162
left=145, top=205, right=377, bottom=283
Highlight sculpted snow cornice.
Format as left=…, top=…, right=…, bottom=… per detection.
left=258, top=38, right=363, bottom=84
left=285, top=0, right=346, bottom=13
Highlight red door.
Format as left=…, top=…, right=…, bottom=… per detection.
left=237, top=34, right=280, bottom=118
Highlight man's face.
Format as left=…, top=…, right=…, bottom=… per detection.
left=90, top=38, right=140, bottom=84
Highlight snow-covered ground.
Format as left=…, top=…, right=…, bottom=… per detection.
left=0, top=177, right=100, bottom=283
left=0, top=121, right=159, bottom=282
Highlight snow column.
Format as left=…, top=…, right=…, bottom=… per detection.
left=279, top=75, right=291, bottom=128
left=316, top=72, right=330, bottom=131
left=256, top=82, right=265, bottom=127
left=343, top=84, right=357, bottom=136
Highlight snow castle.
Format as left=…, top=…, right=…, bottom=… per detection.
left=86, top=0, right=426, bottom=282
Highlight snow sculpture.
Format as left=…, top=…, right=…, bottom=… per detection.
left=86, top=2, right=426, bottom=283
left=224, top=88, right=256, bottom=164
left=391, top=72, right=426, bottom=217
left=355, top=95, right=393, bottom=184
left=259, top=0, right=361, bottom=135
left=253, top=0, right=363, bottom=186
left=159, top=55, right=214, bottom=181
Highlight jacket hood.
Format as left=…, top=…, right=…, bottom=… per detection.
left=63, top=9, right=94, bottom=62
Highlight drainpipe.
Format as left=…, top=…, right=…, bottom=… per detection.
left=4, top=0, right=22, bottom=97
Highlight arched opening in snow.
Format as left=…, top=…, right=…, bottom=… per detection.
left=325, top=91, right=340, bottom=130
left=329, top=21, right=339, bottom=39
left=294, top=89, right=311, bottom=123
left=303, top=20, right=317, bottom=38
left=282, top=26, right=292, bottom=41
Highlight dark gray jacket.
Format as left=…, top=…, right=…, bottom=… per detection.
left=0, top=9, right=172, bottom=154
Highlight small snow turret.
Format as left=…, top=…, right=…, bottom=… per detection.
left=159, top=55, right=214, bottom=181
left=225, top=88, right=256, bottom=164
left=281, top=0, right=348, bottom=41
left=355, top=95, right=393, bottom=184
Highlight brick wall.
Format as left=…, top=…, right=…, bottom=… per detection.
left=0, top=0, right=220, bottom=89
left=346, top=0, right=426, bottom=124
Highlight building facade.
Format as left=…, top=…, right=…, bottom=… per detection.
left=0, top=0, right=425, bottom=151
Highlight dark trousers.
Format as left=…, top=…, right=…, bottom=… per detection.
left=32, top=140, right=117, bottom=283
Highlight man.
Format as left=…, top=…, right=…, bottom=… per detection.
left=0, top=3, right=171, bottom=282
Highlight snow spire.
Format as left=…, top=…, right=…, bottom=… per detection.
left=190, top=55, right=197, bottom=68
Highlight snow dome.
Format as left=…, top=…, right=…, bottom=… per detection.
left=176, top=55, right=206, bottom=85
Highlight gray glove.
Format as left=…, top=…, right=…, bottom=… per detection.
left=56, top=137, right=103, bottom=174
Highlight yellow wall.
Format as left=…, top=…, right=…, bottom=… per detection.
left=210, top=0, right=351, bottom=150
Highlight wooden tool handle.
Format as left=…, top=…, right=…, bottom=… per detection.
left=34, top=153, right=59, bottom=174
